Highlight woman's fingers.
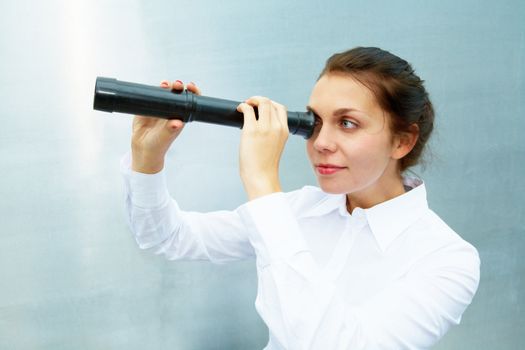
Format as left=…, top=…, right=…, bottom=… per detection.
left=237, top=102, right=257, bottom=130
left=186, top=81, right=201, bottom=96
left=165, top=79, right=202, bottom=130
left=170, top=80, right=184, bottom=93
left=271, top=101, right=289, bottom=133
left=245, top=96, right=275, bottom=129
left=161, top=80, right=185, bottom=131
left=164, top=79, right=201, bottom=96
left=242, top=96, right=288, bottom=133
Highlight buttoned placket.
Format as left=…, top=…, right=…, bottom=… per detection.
left=323, top=207, right=368, bottom=283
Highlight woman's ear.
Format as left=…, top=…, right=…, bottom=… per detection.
left=391, top=123, right=419, bottom=160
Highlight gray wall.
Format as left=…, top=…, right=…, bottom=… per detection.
left=1, top=0, right=523, bottom=349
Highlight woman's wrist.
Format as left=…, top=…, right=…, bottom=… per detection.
left=242, top=174, right=282, bottom=200
left=131, top=151, right=165, bottom=174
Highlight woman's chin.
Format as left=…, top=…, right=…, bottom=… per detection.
left=317, top=180, right=349, bottom=195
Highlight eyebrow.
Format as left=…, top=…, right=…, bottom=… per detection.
left=306, top=106, right=364, bottom=118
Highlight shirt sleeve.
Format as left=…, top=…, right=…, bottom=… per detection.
left=120, top=153, right=254, bottom=263
left=238, top=192, right=480, bottom=350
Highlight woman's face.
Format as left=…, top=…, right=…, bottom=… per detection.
left=306, top=73, right=401, bottom=196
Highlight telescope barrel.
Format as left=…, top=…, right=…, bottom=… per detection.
left=93, top=77, right=315, bottom=139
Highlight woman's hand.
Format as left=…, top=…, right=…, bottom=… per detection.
left=131, top=80, right=201, bottom=174
left=237, top=96, right=289, bottom=200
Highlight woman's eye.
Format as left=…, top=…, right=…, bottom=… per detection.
left=341, top=119, right=357, bottom=129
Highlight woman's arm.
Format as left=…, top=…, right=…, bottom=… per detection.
left=121, top=153, right=255, bottom=263
left=122, top=79, right=254, bottom=263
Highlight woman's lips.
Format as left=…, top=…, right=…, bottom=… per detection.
left=316, top=164, right=346, bottom=175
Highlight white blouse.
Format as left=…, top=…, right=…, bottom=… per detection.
left=121, top=155, right=480, bottom=350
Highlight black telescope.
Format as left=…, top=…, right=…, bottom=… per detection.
left=93, top=77, right=315, bottom=139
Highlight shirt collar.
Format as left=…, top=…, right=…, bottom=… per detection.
left=365, top=178, right=428, bottom=252
left=297, top=188, right=346, bottom=219
left=298, top=178, right=429, bottom=252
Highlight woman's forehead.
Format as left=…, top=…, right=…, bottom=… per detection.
left=309, top=73, right=381, bottom=115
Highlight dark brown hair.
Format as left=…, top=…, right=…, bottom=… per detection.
left=319, top=47, right=434, bottom=172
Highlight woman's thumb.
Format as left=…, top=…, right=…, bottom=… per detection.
left=167, top=119, right=184, bottom=132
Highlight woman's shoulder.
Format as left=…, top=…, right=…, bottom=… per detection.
left=411, top=210, right=481, bottom=295
left=410, top=209, right=480, bottom=266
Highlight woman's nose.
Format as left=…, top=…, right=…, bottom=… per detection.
left=312, top=126, right=336, bottom=153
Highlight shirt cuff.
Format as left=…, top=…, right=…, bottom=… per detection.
left=238, top=192, right=309, bottom=267
left=120, top=152, right=171, bottom=209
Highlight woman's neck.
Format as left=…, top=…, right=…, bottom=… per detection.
left=346, top=172, right=405, bottom=213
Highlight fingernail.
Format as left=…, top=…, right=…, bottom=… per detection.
left=175, top=80, right=183, bottom=84
left=189, top=81, right=195, bottom=85
left=161, top=81, right=169, bottom=87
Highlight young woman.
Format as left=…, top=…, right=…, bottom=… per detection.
left=121, top=47, right=480, bottom=349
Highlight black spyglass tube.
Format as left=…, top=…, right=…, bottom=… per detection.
left=93, top=77, right=315, bottom=139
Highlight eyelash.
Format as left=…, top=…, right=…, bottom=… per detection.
left=340, top=119, right=358, bottom=129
